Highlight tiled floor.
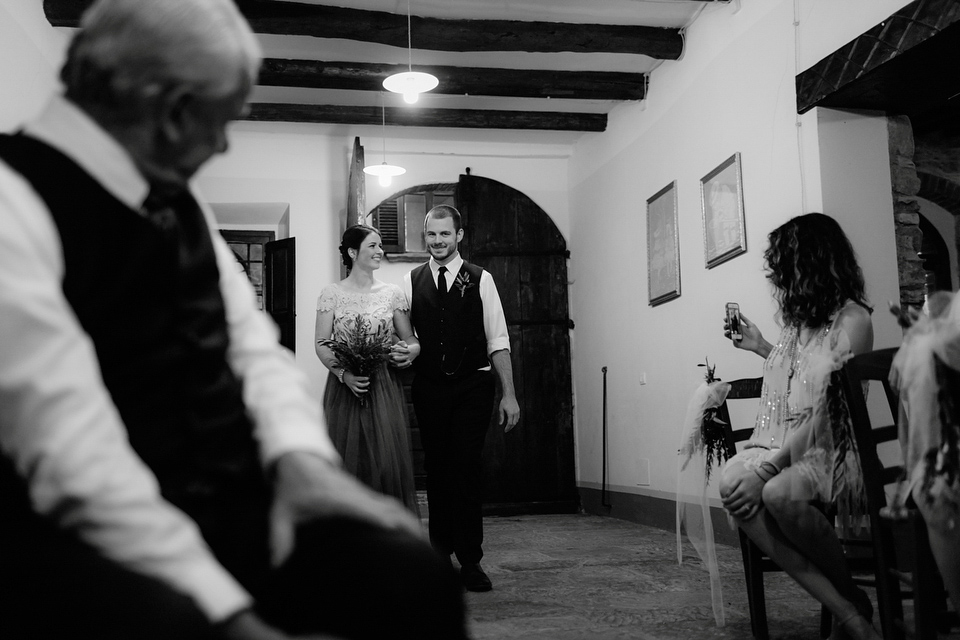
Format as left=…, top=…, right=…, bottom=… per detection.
left=459, top=513, right=958, bottom=640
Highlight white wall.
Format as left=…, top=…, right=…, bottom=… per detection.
left=567, top=0, right=911, bottom=503
left=817, top=108, right=903, bottom=350
left=0, top=0, right=67, bottom=131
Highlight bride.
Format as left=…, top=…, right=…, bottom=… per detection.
left=315, top=224, right=421, bottom=513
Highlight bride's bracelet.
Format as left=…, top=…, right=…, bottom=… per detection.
left=336, top=368, right=346, bottom=384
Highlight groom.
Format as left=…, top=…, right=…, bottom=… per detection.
left=402, top=204, right=520, bottom=592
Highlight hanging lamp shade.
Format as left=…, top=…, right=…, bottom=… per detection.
left=363, top=97, right=406, bottom=187
left=363, top=161, right=406, bottom=187
left=383, top=0, right=438, bottom=104
left=383, top=71, right=439, bottom=104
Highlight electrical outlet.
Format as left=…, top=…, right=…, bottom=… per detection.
left=639, top=372, right=647, bottom=385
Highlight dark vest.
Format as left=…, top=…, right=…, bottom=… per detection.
left=410, top=260, right=488, bottom=382
left=0, top=133, right=268, bottom=585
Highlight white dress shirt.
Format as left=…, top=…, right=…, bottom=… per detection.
left=0, top=95, right=338, bottom=622
left=401, top=252, right=511, bottom=358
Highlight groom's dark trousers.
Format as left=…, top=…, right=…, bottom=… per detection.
left=413, top=370, right=495, bottom=565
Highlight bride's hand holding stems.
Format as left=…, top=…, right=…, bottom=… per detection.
left=341, top=370, right=369, bottom=397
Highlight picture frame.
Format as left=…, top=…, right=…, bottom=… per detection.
left=700, top=152, right=746, bottom=269
left=646, top=180, right=680, bottom=306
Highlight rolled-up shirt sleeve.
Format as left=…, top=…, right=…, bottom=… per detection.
left=479, top=270, right=511, bottom=355
left=0, top=164, right=252, bottom=622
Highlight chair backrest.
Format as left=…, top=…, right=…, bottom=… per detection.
left=839, top=348, right=902, bottom=517
left=716, top=377, right=764, bottom=459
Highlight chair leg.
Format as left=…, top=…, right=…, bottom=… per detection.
left=874, top=524, right=905, bottom=640
left=912, top=517, right=941, bottom=640
left=819, top=604, right=832, bottom=639
left=742, top=534, right=770, bottom=640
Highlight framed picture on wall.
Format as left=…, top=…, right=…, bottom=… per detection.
left=646, top=181, right=680, bottom=306
left=700, top=152, right=746, bottom=269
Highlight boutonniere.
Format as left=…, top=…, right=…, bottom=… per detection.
left=454, top=272, right=476, bottom=298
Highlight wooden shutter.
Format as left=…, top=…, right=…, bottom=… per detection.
left=374, top=198, right=402, bottom=252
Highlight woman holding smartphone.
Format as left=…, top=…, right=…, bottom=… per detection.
left=720, top=213, right=878, bottom=640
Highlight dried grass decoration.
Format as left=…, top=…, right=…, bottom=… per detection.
left=680, top=358, right=731, bottom=483
left=319, top=314, right=393, bottom=405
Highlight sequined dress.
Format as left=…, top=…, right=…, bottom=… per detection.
left=726, top=312, right=864, bottom=512
left=317, top=283, right=418, bottom=513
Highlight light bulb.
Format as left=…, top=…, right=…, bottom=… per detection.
left=403, top=91, right=418, bottom=104
left=378, top=174, right=393, bottom=187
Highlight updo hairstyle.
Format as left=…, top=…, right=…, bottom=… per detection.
left=339, top=224, right=380, bottom=271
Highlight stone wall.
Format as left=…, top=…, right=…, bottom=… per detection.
left=888, top=115, right=926, bottom=308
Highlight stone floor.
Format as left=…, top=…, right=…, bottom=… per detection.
left=458, top=513, right=958, bottom=640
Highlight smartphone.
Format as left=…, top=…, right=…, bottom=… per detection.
left=726, top=302, right=742, bottom=341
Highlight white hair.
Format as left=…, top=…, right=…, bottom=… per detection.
left=62, top=0, right=262, bottom=107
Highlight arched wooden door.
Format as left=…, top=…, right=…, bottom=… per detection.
left=456, top=173, right=577, bottom=514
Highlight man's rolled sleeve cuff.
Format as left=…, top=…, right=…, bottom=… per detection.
left=185, top=559, right=254, bottom=622
left=487, top=339, right=511, bottom=356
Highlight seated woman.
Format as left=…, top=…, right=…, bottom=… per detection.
left=719, top=213, right=879, bottom=640
left=889, top=290, right=960, bottom=614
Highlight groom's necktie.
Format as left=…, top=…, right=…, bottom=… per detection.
left=437, top=266, right=448, bottom=297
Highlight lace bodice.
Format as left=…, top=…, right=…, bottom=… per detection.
left=317, top=283, right=408, bottom=342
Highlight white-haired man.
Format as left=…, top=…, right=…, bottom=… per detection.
left=0, top=1, right=465, bottom=638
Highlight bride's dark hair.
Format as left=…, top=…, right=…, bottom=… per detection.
left=339, top=224, right=380, bottom=270
left=764, top=212, right=871, bottom=328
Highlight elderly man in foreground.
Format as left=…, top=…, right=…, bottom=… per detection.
left=0, top=1, right=465, bottom=638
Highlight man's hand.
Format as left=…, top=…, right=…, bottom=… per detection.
left=499, top=396, right=520, bottom=433
left=389, top=341, right=415, bottom=369
left=269, top=452, right=423, bottom=567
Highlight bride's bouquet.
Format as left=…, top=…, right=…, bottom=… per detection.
left=318, top=314, right=393, bottom=404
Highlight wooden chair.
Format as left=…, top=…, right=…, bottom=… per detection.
left=841, top=348, right=951, bottom=640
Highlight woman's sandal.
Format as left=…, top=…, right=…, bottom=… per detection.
left=829, top=589, right=875, bottom=640
left=837, top=611, right=881, bottom=640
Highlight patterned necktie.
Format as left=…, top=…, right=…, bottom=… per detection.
left=437, top=266, right=448, bottom=297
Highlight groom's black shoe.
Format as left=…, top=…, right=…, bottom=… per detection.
left=460, top=563, right=492, bottom=592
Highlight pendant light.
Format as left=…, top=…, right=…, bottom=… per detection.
left=382, top=0, right=438, bottom=104
left=363, top=98, right=406, bottom=187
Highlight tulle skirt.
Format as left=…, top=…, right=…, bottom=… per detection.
left=323, top=363, right=419, bottom=514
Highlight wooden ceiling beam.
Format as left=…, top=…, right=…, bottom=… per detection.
left=45, top=0, right=685, bottom=58
left=259, top=58, right=646, bottom=101
left=245, top=103, right=607, bottom=132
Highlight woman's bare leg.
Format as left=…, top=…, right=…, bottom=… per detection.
left=762, top=468, right=861, bottom=604
left=719, top=462, right=879, bottom=640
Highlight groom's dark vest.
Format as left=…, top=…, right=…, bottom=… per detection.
left=0, top=133, right=268, bottom=584
left=410, top=261, right=488, bottom=382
